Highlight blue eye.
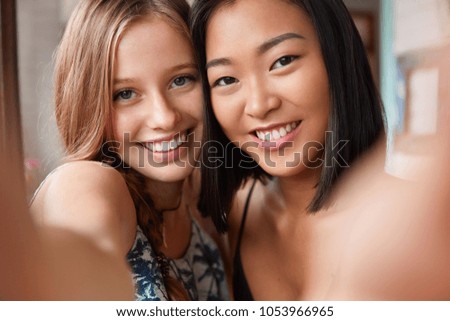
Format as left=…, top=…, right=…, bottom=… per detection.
left=270, top=55, right=299, bottom=70
left=170, top=75, right=195, bottom=89
left=213, top=76, right=238, bottom=87
left=113, top=89, right=136, bottom=101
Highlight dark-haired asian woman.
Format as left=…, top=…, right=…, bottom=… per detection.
left=191, top=0, right=450, bottom=300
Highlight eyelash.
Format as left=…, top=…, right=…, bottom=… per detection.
left=212, top=76, right=238, bottom=88
left=170, top=75, right=197, bottom=89
left=113, top=89, right=136, bottom=102
left=211, top=55, right=300, bottom=88
left=113, top=74, right=197, bottom=101
left=270, top=55, right=299, bottom=70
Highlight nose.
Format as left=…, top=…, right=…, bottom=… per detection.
left=244, top=77, right=281, bottom=119
left=145, top=92, right=181, bottom=131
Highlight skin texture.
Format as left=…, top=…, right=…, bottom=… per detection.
left=32, top=15, right=203, bottom=263
left=1, top=15, right=203, bottom=300
left=205, top=0, right=450, bottom=300
left=108, top=16, right=204, bottom=259
left=0, top=157, right=135, bottom=300
left=113, top=16, right=203, bottom=186
left=206, top=0, right=329, bottom=178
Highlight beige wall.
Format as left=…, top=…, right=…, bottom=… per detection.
left=17, top=0, right=65, bottom=196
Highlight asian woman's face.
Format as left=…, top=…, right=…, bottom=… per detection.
left=112, top=16, right=202, bottom=183
left=205, top=0, right=330, bottom=177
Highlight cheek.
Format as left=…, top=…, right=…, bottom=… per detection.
left=284, top=64, right=330, bottom=106
left=112, top=111, right=133, bottom=143
left=177, top=86, right=204, bottom=121
left=290, top=65, right=330, bottom=122
left=306, top=92, right=330, bottom=145
left=313, top=75, right=331, bottom=131
left=308, top=62, right=330, bottom=114
left=211, top=96, right=241, bottom=133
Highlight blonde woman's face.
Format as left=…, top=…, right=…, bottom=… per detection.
left=112, top=16, right=203, bottom=182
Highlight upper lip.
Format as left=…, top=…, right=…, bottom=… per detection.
left=140, top=130, right=188, bottom=144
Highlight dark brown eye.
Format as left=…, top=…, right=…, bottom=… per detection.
left=213, top=76, right=238, bottom=87
left=173, top=77, right=187, bottom=87
left=271, top=55, right=298, bottom=70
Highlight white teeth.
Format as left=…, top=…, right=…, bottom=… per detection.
left=255, top=122, right=299, bottom=141
left=272, top=129, right=280, bottom=140
left=145, top=132, right=187, bottom=152
left=170, top=139, right=178, bottom=149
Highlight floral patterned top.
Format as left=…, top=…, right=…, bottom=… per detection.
left=127, top=219, right=229, bottom=301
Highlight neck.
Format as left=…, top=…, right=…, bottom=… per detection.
left=275, top=167, right=322, bottom=215
left=147, top=182, right=192, bottom=258
left=145, top=180, right=184, bottom=213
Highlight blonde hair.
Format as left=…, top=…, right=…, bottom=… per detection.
left=54, top=0, right=192, bottom=300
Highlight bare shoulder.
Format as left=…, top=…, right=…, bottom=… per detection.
left=32, top=161, right=131, bottom=212
left=31, top=161, right=136, bottom=257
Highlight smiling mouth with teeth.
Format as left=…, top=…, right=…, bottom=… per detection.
left=142, top=132, right=188, bottom=153
left=255, top=121, right=300, bottom=142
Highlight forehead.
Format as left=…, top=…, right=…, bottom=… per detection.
left=112, top=15, right=195, bottom=83
left=206, top=0, right=316, bottom=56
left=118, top=15, right=189, bottom=54
left=114, top=15, right=193, bottom=72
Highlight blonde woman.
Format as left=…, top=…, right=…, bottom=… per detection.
left=29, top=0, right=228, bottom=300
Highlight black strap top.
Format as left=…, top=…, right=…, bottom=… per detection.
left=232, top=180, right=257, bottom=301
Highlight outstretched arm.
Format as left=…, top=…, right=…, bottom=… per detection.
left=0, top=158, right=135, bottom=300
left=326, top=126, right=450, bottom=300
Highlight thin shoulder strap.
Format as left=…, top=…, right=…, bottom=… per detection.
left=235, top=180, right=257, bottom=251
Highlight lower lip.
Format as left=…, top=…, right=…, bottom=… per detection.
left=252, top=123, right=301, bottom=150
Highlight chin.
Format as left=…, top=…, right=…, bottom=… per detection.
left=137, top=166, right=194, bottom=183
left=259, top=156, right=320, bottom=178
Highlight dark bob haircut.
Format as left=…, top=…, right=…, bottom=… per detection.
left=191, top=0, right=385, bottom=233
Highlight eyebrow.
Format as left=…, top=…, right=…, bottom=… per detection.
left=206, top=32, right=305, bottom=69
left=113, top=78, right=137, bottom=86
left=258, top=32, right=305, bottom=54
left=170, top=62, right=198, bottom=72
left=205, top=58, right=232, bottom=70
